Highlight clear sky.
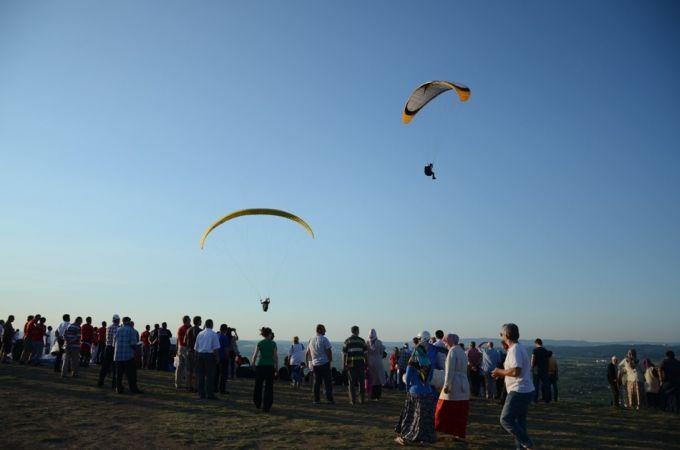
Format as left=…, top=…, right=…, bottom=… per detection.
left=1, top=1, right=679, bottom=343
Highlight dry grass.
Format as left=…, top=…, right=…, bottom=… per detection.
left=1, top=363, right=678, bottom=449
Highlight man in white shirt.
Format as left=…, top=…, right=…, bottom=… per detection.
left=54, top=314, right=71, bottom=373
left=194, top=319, right=220, bottom=400
left=288, top=336, right=306, bottom=388
left=306, top=324, right=334, bottom=404
left=492, top=323, right=535, bottom=450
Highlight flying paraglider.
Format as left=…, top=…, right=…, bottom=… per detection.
left=402, top=80, right=471, bottom=180
left=199, top=208, right=315, bottom=249
left=424, top=164, right=436, bottom=180
left=199, top=208, right=315, bottom=312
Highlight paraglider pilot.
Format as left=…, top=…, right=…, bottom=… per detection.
left=424, top=163, right=436, bottom=180
left=260, top=298, right=270, bottom=312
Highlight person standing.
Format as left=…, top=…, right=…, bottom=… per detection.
left=659, top=350, right=680, bottom=412
left=531, top=338, right=552, bottom=403
left=433, top=330, right=448, bottom=370
left=19, top=315, right=35, bottom=363
left=28, top=316, right=46, bottom=365
left=288, top=336, right=306, bottom=389
left=435, top=333, right=470, bottom=441
left=492, top=323, right=535, bottom=450
left=397, top=343, right=412, bottom=391
left=466, top=342, right=483, bottom=398
left=548, top=354, right=559, bottom=402
left=113, top=317, right=141, bottom=394
left=366, top=329, right=386, bottom=400
left=342, top=326, right=368, bottom=404
left=194, top=319, right=220, bottom=400
left=61, top=317, right=82, bottom=378
left=54, top=314, right=70, bottom=372
left=389, top=347, right=399, bottom=388
left=644, top=362, right=661, bottom=408
left=140, top=325, right=150, bottom=368
left=96, top=321, right=107, bottom=364
left=216, top=324, right=230, bottom=394
left=479, top=341, right=501, bottom=401
left=175, top=316, right=191, bottom=388
left=226, top=326, right=239, bottom=380
left=607, top=356, right=620, bottom=406
left=186, top=316, right=202, bottom=391
left=149, top=324, right=159, bottom=370
left=252, top=327, right=278, bottom=412
left=394, top=353, right=436, bottom=445
left=98, top=315, right=120, bottom=388
left=80, top=317, right=94, bottom=368
left=306, top=324, right=334, bottom=404
left=619, top=348, right=644, bottom=410
left=157, top=322, right=172, bottom=371
left=1, top=315, right=15, bottom=363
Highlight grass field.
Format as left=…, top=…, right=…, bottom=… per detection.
left=1, top=363, right=678, bottom=449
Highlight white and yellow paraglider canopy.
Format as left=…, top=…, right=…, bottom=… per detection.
left=402, top=80, right=471, bottom=124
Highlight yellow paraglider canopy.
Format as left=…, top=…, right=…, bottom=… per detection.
left=199, top=208, right=315, bottom=249
left=402, top=80, right=471, bottom=124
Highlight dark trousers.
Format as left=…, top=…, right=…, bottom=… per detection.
left=150, top=345, right=158, bottom=369
left=609, top=381, right=620, bottom=406
left=549, top=374, right=558, bottom=402
left=53, top=338, right=64, bottom=372
left=253, top=365, right=275, bottom=411
left=216, top=360, right=229, bottom=393
left=228, top=356, right=236, bottom=379
left=533, top=371, right=551, bottom=403
left=142, top=345, right=150, bottom=369
left=469, top=367, right=482, bottom=397
left=313, top=362, right=334, bottom=402
left=98, top=346, right=116, bottom=388
left=197, top=353, right=217, bottom=399
left=157, top=345, right=169, bottom=371
left=115, top=359, right=139, bottom=393
left=347, top=361, right=366, bottom=403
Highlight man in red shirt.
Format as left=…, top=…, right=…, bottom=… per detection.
left=28, top=316, right=46, bottom=365
left=19, top=315, right=35, bottom=363
left=96, top=322, right=107, bottom=364
left=140, top=325, right=151, bottom=369
left=80, top=317, right=95, bottom=367
left=175, top=315, right=191, bottom=389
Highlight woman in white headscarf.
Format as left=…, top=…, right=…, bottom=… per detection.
left=435, top=333, right=470, bottom=441
left=366, top=328, right=386, bottom=400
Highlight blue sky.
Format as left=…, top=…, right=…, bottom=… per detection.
left=1, top=1, right=679, bottom=342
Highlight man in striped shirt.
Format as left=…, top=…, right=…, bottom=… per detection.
left=61, top=317, right=82, bottom=378
left=98, top=315, right=120, bottom=389
left=342, top=325, right=368, bottom=405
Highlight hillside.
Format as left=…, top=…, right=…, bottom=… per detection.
left=1, top=364, right=678, bottom=449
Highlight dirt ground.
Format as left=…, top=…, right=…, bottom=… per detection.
left=1, top=363, right=678, bottom=449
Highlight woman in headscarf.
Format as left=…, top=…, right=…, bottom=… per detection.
left=435, top=333, right=470, bottom=441
left=366, top=328, right=386, bottom=400
left=394, top=335, right=436, bottom=446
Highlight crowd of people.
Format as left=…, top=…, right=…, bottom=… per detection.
left=1, top=313, right=678, bottom=448
left=607, top=349, right=680, bottom=412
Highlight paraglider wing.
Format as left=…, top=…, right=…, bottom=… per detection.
left=402, top=81, right=470, bottom=124
left=199, top=208, right=315, bottom=249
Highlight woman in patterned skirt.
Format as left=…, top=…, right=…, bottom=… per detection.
left=395, top=343, right=436, bottom=445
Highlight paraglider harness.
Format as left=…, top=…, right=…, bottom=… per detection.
left=260, top=298, right=271, bottom=312
left=424, top=164, right=436, bottom=180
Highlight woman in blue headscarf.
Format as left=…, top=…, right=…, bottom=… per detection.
left=394, top=331, right=436, bottom=445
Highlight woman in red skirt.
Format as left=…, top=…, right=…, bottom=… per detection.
left=435, top=333, right=470, bottom=440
